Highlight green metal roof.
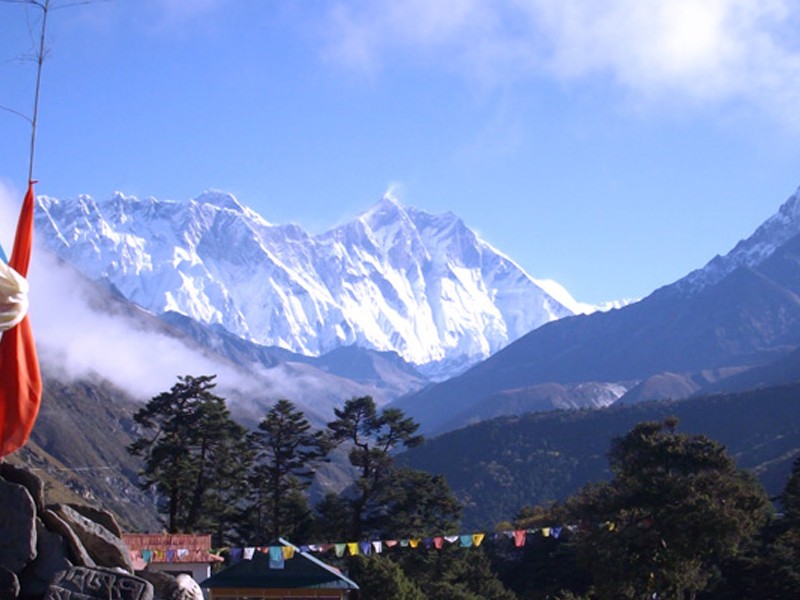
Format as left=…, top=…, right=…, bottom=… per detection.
left=199, top=549, right=358, bottom=590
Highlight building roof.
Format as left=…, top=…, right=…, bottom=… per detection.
left=199, top=549, right=358, bottom=591
left=122, top=533, right=223, bottom=565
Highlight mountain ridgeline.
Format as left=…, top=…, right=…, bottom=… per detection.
left=393, top=186, right=800, bottom=433
left=12, top=182, right=800, bottom=571
left=34, top=184, right=800, bottom=437
left=35, top=191, right=576, bottom=379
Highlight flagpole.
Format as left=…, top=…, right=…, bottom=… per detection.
left=28, top=0, right=51, bottom=184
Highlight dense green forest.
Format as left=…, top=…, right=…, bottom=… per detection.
left=126, top=375, right=800, bottom=599
left=401, top=382, right=800, bottom=528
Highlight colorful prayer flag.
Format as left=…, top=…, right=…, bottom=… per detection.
left=513, top=530, right=526, bottom=547
left=0, top=183, right=42, bottom=457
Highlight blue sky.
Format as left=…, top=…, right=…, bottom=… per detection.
left=2, top=0, right=800, bottom=305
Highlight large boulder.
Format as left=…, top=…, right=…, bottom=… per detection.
left=67, top=505, right=122, bottom=538
left=44, top=567, right=153, bottom=600
left=18, top=519, right=73, bottom=599
left=0, top=564, right=20, bottom=600
left=135, top=571, right=202, bottom=600
left=0, top=463, right=44, bottom=514
left=0, top=464, right=158, bottom=600
left=49, top=505, right=133, bottom=573
left=40, top=510, right=95, bottom=569
left=0, top=479, right=37, bottom=573
left=174, top=574, right=203, bottom=600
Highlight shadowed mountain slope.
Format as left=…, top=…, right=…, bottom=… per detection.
left=395, top=232, right=800, bottom=433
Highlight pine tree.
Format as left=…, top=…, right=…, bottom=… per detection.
left=396, top=545, right=517, bottom=600
left=128, top=374, right=249, bottom=540
left=244, top=399, right=327, bottom=543
left=372, top=468, right=461, bottom=538
left=327, top=396, right=424, bottom=539
left=313, top=492, right=353, bottom=541
left=566, top=419, right=769, bottom=600
left=781, top=454, right=800, bottom=527
left=348, top=555, right=426, bottom=600
left=710, top=455, right=800, bottom=599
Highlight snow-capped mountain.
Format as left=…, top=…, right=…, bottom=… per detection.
left=677, top=185, right=800, bottom=294
left=35, top=190, right=579, bottom=375
left=394, top=182, right=800, bottom=433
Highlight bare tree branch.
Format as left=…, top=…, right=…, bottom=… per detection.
left=52, top=0, right=113, bottom=10
left=0, top=105, right=33, bottom=124
left=0, top=0, right=112, bottom=7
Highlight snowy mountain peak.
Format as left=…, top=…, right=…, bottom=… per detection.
left=360, top=192, right=412, bottom=230
left=678, top=186, right=800, bottom=294
left=380, top=189, right=403, bottom=207
left=34, top=190, right=581, bottom=376
left=195, top=189, right=244, bottom=212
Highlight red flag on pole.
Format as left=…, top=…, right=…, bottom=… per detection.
left=0, top=182, right=42, bottom=457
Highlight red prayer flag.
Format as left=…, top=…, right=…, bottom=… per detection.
left=0, top=183, right=42, bottom=457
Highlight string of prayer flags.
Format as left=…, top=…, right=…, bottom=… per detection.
left=215, top=523, right=574, bottom=570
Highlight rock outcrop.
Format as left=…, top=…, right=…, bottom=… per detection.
left=0, top=464, right=199, bottom=600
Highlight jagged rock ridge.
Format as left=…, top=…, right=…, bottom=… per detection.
left=35, top=190, right=578, bottom=376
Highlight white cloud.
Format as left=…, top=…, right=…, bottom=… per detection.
left=323, top=0, right=496, bottom=73
left=0, top=182, right=262, bottom=403
left=323, top=0, right=800, bottom=123
left=25, top=245, right=265, bottom=402
left=523, top=0, right=799, bottom=102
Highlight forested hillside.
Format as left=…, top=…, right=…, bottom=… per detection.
left=401, top=383, right=800, bottom=528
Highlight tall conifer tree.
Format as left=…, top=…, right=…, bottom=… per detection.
left=128, top=374, right=249, bottom=541
left=327, top=396, right=425, bottom=539
left=245, top=399, right=327, bottom=543
left=566, top=419, right=769, bottom=600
